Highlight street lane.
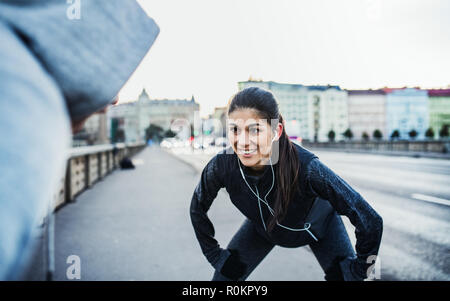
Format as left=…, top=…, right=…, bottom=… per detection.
left=311, top=149, right=450, bottom=280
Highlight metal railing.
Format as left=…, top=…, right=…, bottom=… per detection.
left=25, top=142, right=146, bottom=280
left=54, top=143, right=145, bottom=210
left=302, top=140, right=450, bottom=155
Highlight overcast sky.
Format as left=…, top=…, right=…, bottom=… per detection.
left=118, top=0, right=450, bottom=117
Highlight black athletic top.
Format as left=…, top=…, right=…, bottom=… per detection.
left=190, top=144, right=383, bottom=278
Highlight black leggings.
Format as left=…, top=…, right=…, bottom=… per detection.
left=212, top=211, right=356, bottom=281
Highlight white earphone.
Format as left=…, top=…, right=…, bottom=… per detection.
left=271, top=131, right=278, bottom=143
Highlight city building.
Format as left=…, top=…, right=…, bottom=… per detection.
left=108, top=89, right=200, bottom=143
left=427, top=89, right=450, bottom=138
left=307, top=86, right=348, bottom=142
left=211, top=106, right=227, bottom=137
left=347, top=89, right=387, bottom=140
left=385, top=88, right=429, bottom=140
left=238, top=80, right=348, bottom=142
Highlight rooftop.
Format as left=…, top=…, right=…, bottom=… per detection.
left=347, top=89, right=386, bottom=95
left=427, top=89, right=450, bottom=97
left=240, top=80, right=341, bottom=91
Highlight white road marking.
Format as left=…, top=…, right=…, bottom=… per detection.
left=411, top=193, right=450, bottom=206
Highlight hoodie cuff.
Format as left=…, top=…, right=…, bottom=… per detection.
left=339, top=256, right=365, bottom=281
left=210, top=248, right=231, bottom=272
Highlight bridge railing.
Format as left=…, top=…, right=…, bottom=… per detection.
left=53, top=142, right=146, bottom=210
left=25, top=142, right=146, bottom=280
left=301, top=140, right=450, bottom=154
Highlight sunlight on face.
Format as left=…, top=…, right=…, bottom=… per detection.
left=227, top=108, right=280, bottom=170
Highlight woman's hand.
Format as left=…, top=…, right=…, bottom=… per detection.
left=339, top=256, right=366, bottom=281
left=220, top=249, right=247, bottom=280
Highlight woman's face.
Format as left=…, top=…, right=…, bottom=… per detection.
left=228, top=108, right=282, bottom=170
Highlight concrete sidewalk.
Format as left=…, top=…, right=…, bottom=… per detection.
left=54, top=146, right=325, bottom=280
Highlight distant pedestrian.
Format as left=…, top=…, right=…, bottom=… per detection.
left=190, top=87, right=383, bottom=281
left=120, top=157, right=135, bottom=170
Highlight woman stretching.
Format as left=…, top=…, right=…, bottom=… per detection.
left=190, top=87, right=383, bottom=281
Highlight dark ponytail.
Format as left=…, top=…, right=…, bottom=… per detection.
left=228, top=87, right=300, bottom=233
left=267, top=113, right=300, bottom=232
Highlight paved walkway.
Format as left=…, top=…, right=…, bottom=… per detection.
left=54, top=146, right=324, bottom=281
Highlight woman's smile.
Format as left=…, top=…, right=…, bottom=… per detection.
left=237, top=148, right=258, bottom=157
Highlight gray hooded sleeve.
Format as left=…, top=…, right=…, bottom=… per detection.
left=0, top=0, right=160, bottom=121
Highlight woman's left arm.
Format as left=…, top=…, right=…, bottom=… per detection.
left=305, top=158, right=383, bottom=280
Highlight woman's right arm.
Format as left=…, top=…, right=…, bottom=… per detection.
left=189, top=154, right=231, bottom=271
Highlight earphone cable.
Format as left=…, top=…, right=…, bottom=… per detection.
left=238, top=156, right=319, bottom=241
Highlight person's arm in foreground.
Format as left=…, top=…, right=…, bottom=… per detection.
left=0, top=0, right=159, bottom=279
